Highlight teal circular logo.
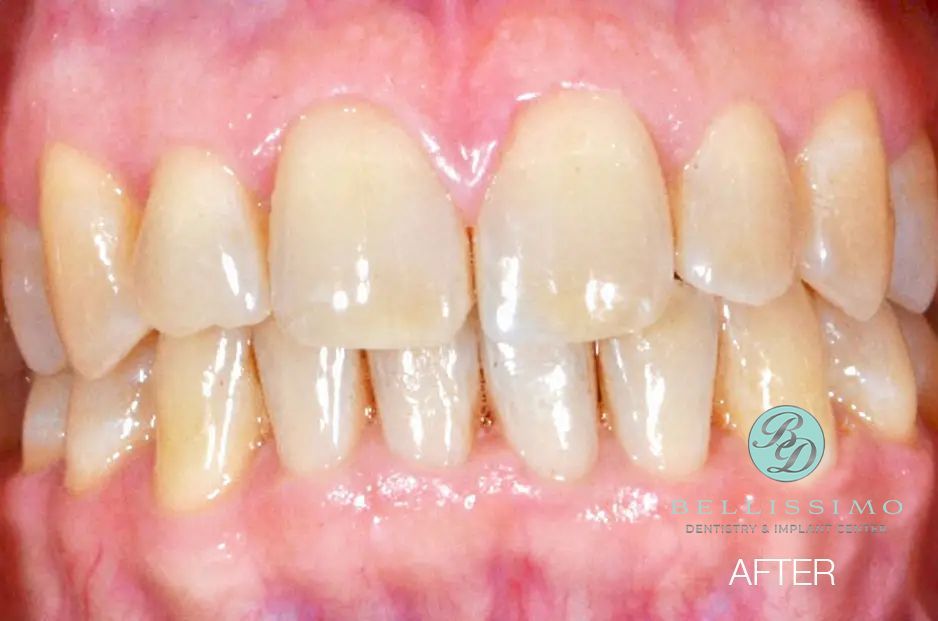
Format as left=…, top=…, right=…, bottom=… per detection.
left=748, top=405, right=825, bottom=482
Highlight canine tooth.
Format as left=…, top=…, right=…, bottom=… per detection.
left=475, top=90, right=673, bottom=344
left=153, top=327, right=266, bottom=511
left=888, top=132, right=938, bottom=312
left=673, top=103, right=795, bottom=304
left=369, top=318, right=481, bottom=468
left=894, top=306, right=938, bottom=428
left=133, top=148, right=270, bottom=336
left=481, top=337, right=598, bottom=481
left=599, top=283, right=717, bottom=477
left=270, top=102, right=471, bottom=349
left=254, top=319, right=365, bottom=473
left=65, top=336, right=156, bottom=493
left=1, top=217, right=66, bottom=374
left=22, top=372, right=71, bottom=473
left=793, top=91, right=891, bottom=320
left=39, top=143, right=150, bottom=379
left=814, top=296, right=916, bottom=441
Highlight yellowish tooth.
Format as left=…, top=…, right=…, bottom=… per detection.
left=270, top=101, right=471, bottom=349
left=64, top=336, right=156, bottom=493
left=894, top=305, right=938, bottom=429
left=814, top=296, right=916, bottom=441
left=481, top=337, right=598, bottom=481
left=153, top=327, right=266, bottom=511
left=673, top=103, right=795, bottom=304
left=888, top=132, right=938, bottom=313
left=1, top=216, right=66, bottom=374
left=22, top=372, right=71, bottom=473
left=369, top=317, right=481, bottom=468
left=133, top=148, right=270, bottom=336
left=475, top=90, right=674, bottom=344
left=792, top=91, right=891, bottom=320
left=253, top=318, right=365, bottom=474
left=39, top=143, right=150, bottom=379
left=599, top=283, right=717, bottom=477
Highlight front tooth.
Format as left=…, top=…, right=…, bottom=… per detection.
left=814, top=296, right=916, bottom=441
left=39, top=143, right=150, bottom=379
left=792, top=91, right=891, bottom=320
left=133, top=148, right=270, bottom=336
left=599, top=283, right=718, bottom=477
left=894, top=306, right=938, bottom=428
left=1, top=216, right=67, bottom=374
left=672, top=103, right=795, bottom=304
left=64, top=336, right=156, bottom=493
left=369, top=317, right=481, bottom=468
left=888, top=132, right=938, bottom=312
left=253, top=318, right=366, bottom=474
left=153, top=327, right=266, bottom=511
left=21, top=372, right=72, bottom=473
left=475, top=90, right=674, bottom=344
left=270, top=101, right=471, bottom=349
left=481, top=337, right=598, bottom=481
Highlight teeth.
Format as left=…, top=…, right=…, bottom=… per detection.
left=672, top=103, right=795, bottom=304
left=894, top=305, right=938, bottom=429
left=133, top=148, right=270, bottom=336
left=1, top=216, right=67, bottom=374
left=153, top=327, right=267, bottom=511
left=888, top=132, right=938, bottom=313
left=64, top=336, right=156, bottom=494
left=253, top=318, right=366, bottom=474
left=270, top=102, right=471, bottom=349
left=475, top=90, right=674, bottom=344
left=598, top=283, right=718, bottom=477
left=792, top=91, right=891, bottom=321
left=481, top=337, right=598, bottom=481
left=369, top=317, right=481, bottom=468
left=814, top=296, right=916, bottom=441
left=21, top=372, right=72, bottom=473
left=39, top=143, right=150, bottom=379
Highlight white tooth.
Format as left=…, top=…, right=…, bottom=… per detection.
left=599, top=283, right=717, bottom=477
left=888, top=132, right=938, bottom=313
left=894, top=305, right=938, bottom=429
left=481, top=337, right=598, bottom=481
left=133, top=148, right=270, bottom=336
left=1, top=216, right=66, bottom=374
left=39, top=143, right=150, bottom=379
left=369, top=318, right=481, bottom=468
left=270, top=101, right=471, bottom=349
left=65, top=336, right=156, bottom=493
left=253, top=318, right=365, bottom=473
left=814, top=296, right=916, bottom=441
left=475, top=89, right=674, bottom=344
left=22, top=372, right=72, bottom=473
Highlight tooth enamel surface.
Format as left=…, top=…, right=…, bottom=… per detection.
left=894, top=306, right=938, bottom=429
left=814, top=296, right=916, bottom=442
left=475, top=90, right=674, bottom=344
left=792, top=91, right=891, bottom=321
left=369, top=317, right=481, bottom=468
left=64, top=336, right=156, bottom=493
left=270, top=102, right=471, bottom=349
left=254, top=318, right=365, bottom=474
left=21, top=371, right=71, bottom=473
left=887, top=132, right=938, bottom=313
left=39, top=143, right=150, bottom=379
left=673, top=103, right=795, bottom=305
left=153, top=327, right=266, bottom=511
left=133, top=148, right=270, bottom=336
left=599, top=283, right=717, bottom=477
left=481, top=337, right=598, bottom=481
left=1, top=216, right=67, bottom=374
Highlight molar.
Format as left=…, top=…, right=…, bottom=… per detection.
left=21, top=371, right=72, bottom=473
left=133, top=148, right=270, bottom=336
left=894, top=306, right=938, bottom=429
left=474, top=90, right=674, bottom=344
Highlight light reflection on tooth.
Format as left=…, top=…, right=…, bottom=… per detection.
left=254, top=318, right=365, bottom=474
left=475, top=90, right=674, bottom=344
left=22, top=372, right=72, bottom=473
left=369, top=317, right=481, bottom=468
left=894, top=305, right=938, bottom=429
left=133, top=148, right=270, bottom=336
